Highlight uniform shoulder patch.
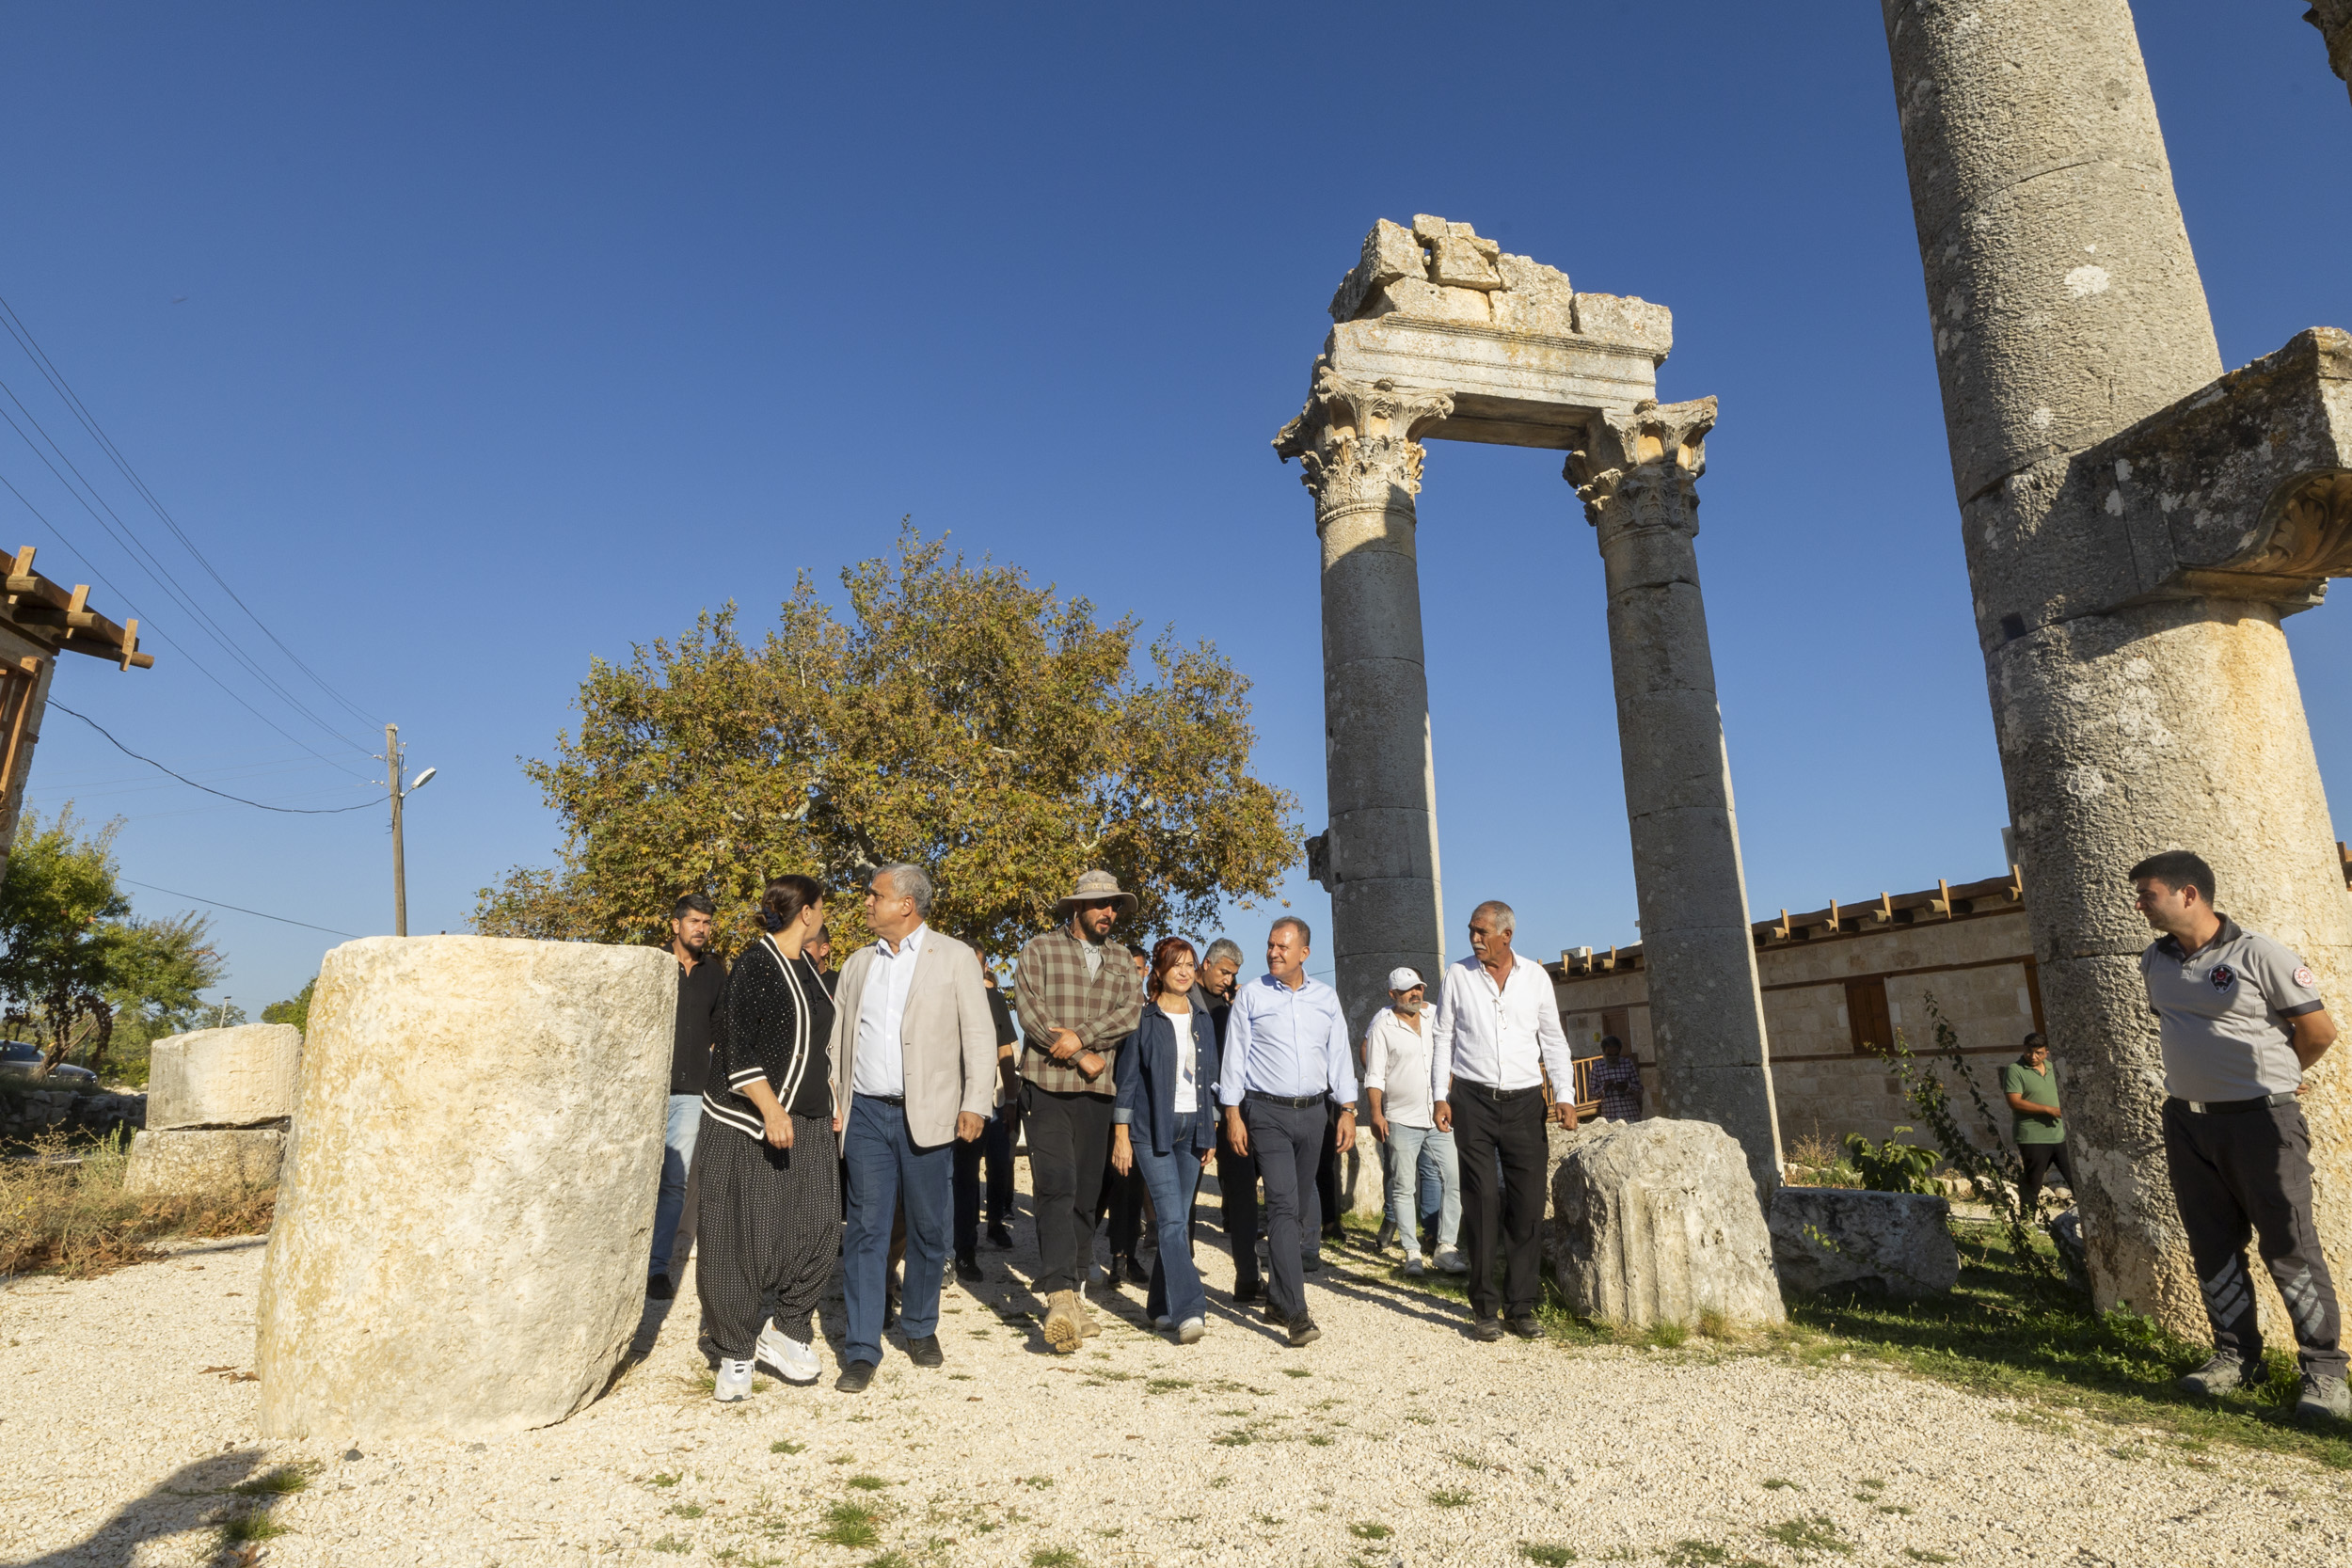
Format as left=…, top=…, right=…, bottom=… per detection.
left=2296, top=965, right=2317, bottom=990
left=2209, top=964, right=2237, bottom=992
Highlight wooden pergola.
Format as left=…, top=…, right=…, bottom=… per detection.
left=0, top=545, right=155, bottom=869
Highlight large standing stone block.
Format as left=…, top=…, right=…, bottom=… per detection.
left=148, top=1023, right=301, bottom=1130
left=123, top=1128, right=285, bottom=1194
left=1768, top=1186, right=1958, bottom=1298
left=1547, top=1118, right=1785, bottom=1329
left=255, top=936, right=675, bottom=1441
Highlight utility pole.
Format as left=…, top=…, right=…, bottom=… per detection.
left=382, top=722, right=437, bottom=938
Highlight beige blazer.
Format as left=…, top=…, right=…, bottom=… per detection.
left=827, top=925, right=997, bottom=1149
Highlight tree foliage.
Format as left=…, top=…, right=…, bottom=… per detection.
left=0, top=805, right=225, bottom=1080
left=474, top=527, right=1302, bottom=959
left=262, top=977, right=315, bottom=1033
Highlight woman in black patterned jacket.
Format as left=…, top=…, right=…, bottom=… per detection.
left=696, top=873, right=839, bottom=1401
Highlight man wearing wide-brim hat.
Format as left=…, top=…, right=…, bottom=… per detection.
left=1013, top=868, right=1146, bottom=1353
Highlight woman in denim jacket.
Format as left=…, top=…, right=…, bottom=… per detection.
left=1111, top=937, right=1221, bottom=1343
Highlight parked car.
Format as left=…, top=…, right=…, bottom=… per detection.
left=0, top=1040, right=97, bottom=1085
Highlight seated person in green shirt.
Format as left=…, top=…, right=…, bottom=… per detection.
left=2002, top=1031, right=2072, bottom=1214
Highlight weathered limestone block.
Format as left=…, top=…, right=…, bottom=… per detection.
left=1547, top=1118, right=1785, bottom=1329
left=123, top=1128, right=284, bottom=1194
left=1337, top=1124, right=1380, bottom=1214
left=1570, top=292, right=1674, bottom=356
left=255, top=936, right=675, bottom=1442
left=1768, top=1186, right=1958, bottom=1298
left=148, top=1023, right=300, bottom=1130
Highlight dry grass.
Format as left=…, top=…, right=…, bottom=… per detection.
left=0, top=1131, right=275, bottom=1278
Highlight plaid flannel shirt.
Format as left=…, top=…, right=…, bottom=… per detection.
left=1013, top=926, right=1143, bottom=1097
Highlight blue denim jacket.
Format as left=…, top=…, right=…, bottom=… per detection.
left=1112, top=1000, right=1220, bottom=1156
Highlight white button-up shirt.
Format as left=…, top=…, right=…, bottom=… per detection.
left=1432, top=951, right=1573, bottom=1098
left=852, top=923, right=928, bottom=1097
left=1362, top=1006, right=1438, bottom=1129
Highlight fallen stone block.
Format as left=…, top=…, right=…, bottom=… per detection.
left=122, top=1128, right=285, bottom=1194
left=255, top=935, right=675, bottom=1442
left=1768, top=1186, right=1958, bottom=1298
left=1547, top=1117, right=1785, bottom=1329
left=149, top=1023, right=301, bottom=1130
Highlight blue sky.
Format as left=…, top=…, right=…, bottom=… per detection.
left=4, top=2, right=2347, bottom=1007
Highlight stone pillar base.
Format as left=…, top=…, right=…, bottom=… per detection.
left=122, top=1128, right=286, bottom=1195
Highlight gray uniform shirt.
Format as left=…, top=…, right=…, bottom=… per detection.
left=2138, top=916, right=2325, bottom=1101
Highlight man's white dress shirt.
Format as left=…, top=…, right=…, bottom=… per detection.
left=1362, top=1006, right=1439, bottom=1129
left=1432, top=951, right=1573, bottom=1097
left=852, top=923, right=928, bottom=1097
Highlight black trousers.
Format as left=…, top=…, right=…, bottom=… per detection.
left=1452, top=1085, right=1548, bottom=1320
left=1216, top=1132, right=1262, bottom=1291
left=1315, top=1100, right=1342, bottom=1233
left=1243, top=1096, right=1327, bottom=1326
left=1096, top=1158, right=1147, bottom=1262
left=2018, top=1140, right=2075, bottom=1215
left=1024, top=1083, right=1112, bottom=1295
left=694, top=1116, right=839, bottom=1359
left=953, top=1112, right=1016, bottom=1259
left=2163, top=1098, right=2347, bottom=1376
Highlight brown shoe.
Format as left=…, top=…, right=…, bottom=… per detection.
left=1077, top=1299, right=1102, bottom=1339
left=1042, top=1291, right=1085, bottom=1354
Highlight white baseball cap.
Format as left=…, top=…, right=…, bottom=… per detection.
left=1387, top=966, right=1425, bottom=992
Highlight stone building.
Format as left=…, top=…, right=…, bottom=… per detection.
left=1553, top=849, right=2352, bottom=1157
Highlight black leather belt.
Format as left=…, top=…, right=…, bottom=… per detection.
left=2169, top=1092, right=2296, bottom=1115
left=1451, top=1081, right=1542, bottom=1101
left=1247, top=1091, right=1327, bottom=1110
left=863, top=1093, right=906, bottom=1107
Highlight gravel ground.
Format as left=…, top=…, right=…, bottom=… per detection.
left=5, top=1195, right=2350, bottom=1568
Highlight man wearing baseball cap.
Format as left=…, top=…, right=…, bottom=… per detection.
left=1362, top=966, right=1462, bottom=1277
left=2131, top=849, right=2346, bottom=1421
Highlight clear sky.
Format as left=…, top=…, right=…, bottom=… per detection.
left=3, top=2, right=2347, bottom=1009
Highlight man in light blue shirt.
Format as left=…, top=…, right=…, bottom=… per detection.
left=1218, top=916, right=1358, bottom=1347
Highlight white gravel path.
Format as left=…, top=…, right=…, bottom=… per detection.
left=4, top=1207, right=2349, bottom=1568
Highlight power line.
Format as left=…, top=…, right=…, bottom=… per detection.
left=47, top=700, right=381, bottom=815
left=120, top=877, right=358, bottom=938
left=0, top=292, right=381, bottom=732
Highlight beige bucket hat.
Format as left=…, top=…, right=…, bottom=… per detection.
left=1053, top=868, right=1138, bottom=918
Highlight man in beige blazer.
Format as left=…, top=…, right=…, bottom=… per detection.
left=827, top=862, right=995, bottom=1392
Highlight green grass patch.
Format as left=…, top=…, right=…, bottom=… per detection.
left=771, top=1439, right=804, bottom=1454
left=817, top=1501, right=882, bottom=1547
left=665, top=1502, right=706, bottom=1518
left=1761, top=1478, right=1795, bottom=1491
left=1428, top=1487, right=1472, bottom=1508
left=1350, top=1522, right=1391, bottom=1540
left=219, top=1513, right=290, bottom=1544
left=230, top=1465, right=312, bottom=1497
left=1759, top=1515, right=1851, bottom=1555
left=1029, top=1549, right=1081, bottom=1568
left=649, top=1538, right=689, bottom=1555
left=1146, top=1377, right=1192, bottom=1394
left=1020, top=1474, right=1054, bottom=1489
left=649, top=1471, right=682, bottom=1487
left=1521, top=1545, right=1575, bottom=1566
left=1281, top=1367, right=1311, bottom=1379
left=846, top=1474, right=889, bottom=1491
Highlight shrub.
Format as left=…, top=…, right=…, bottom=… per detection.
left=1840, top=1128, right=1941, bottom=1196
left=0, top=1129, right=275, bottom=1277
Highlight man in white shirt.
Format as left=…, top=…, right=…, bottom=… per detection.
left=1363, top=967, right=1464, bottom=1277
left=1432, top=899, right=1576, bottom=1341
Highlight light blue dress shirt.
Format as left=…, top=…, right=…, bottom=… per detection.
left=1216, top=972, right=1359, bottom=1107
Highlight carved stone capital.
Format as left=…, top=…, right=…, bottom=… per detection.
left=1274, top=359, right=1454, bottom=517
left=1565, top=396, right=1718, bottom=531
left=2311, top=1, right=2352, bottom=103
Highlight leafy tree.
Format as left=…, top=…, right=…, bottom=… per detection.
left=475, top=526, right=1301, bottom=959
left=262, top=977, right=314, bottom=1033
left=104, top=913, right=230, bottom=1084
left=0, top=806, right=224, bottom=1081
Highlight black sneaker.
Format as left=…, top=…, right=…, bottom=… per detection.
left=1123, top=1254, right=1151, bottom=1287
left=1287, top=1317, right=1322, bottom=1348
left=2296, top=1371, right=2350, bottom=1421
left=1506, top=1313, right=1544, bottom=1340
left=1233, top=1275, right=1264, bottom=1304
left=1375, top=1219, right=1399, bottom=1250
left=986, top=1223, right=1015, bottom=1250
left=955, top=1253, right=982, bottom=1284
left=2178, top=1353, right=2250, bottom=1397
left=835, top=1361, right=876, bottom=1393
left=1469, top=1316, right=1503, bottom=1343
left=645, top=1273, right=675, bottom=1301
left=1303, top=1252, right=1324, bottom=1275
left=904, top=1335, right=944, bottom=1369
left=1262, top=1303, right=1289, bottom=1328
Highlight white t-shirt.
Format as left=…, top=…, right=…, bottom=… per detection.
left=1362, top=1006, right=1438, bottom=1128
left=1165, top=1001, right=1199, bottom=1113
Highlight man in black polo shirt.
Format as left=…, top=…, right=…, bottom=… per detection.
left=2132, top=849, right=2346, bottom=1420
left=650, top=893, right=728, bottom=1300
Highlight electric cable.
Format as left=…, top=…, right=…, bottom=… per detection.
left=119, top=877, right=358, bottom=938
left=47, top=700, right=381, bottom=815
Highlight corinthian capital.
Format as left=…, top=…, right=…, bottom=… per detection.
left=1274, top=359, right=1454, bottom=515
left=1565, top=396, right=1718, bottom=532
left=2311, top=1, right=2352, bottom=104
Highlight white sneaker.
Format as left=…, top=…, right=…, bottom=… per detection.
left=1404, top=1254, right=1426, bottom=1276
left=1434, top=1247, right=1469, bottom=1275
left=714, top=1357, right=754, bottom=1402
left=755, top=1321, right=820, bottom=1386
left=1176, top=1317, right=1205, bottom=1344
left=1152, top=1315, right=1172, bottom=1331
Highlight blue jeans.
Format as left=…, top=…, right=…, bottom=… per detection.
left=1386, top=1123, right=1460, bottom=1256
left=842, top=1095, right=953, bottom=1368
left=651, top=1094, right=701, bottom=1276
left=1380, top=1133, right=1449, bottom=1231
left=1133, top=1113, right=1208, bottom=1326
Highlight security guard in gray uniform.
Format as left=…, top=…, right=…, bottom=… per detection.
left=2131, top=850, right=2347, bottom=1421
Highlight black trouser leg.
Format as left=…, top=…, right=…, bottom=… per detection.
left=983, top=1113, right=1015, bottom=1227
left=1217, top=1134, right=1261, bottom=1291
left=2165, top=1100, right=2348, bottom=1377
left=1315, top=1100, right=1341, bottom=1236
left=2019, top=1142, right=2073, bottom=1214
left=1025, top=1084, right=1111, bottom=1295
left=1452, top=1090, right=1547, bottom=1318
left=953, top=1134, right=983, bottom=1259
left=1244, top=1098, right=1324, bottom=1325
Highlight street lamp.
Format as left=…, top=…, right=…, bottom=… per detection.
left=384, top=725, right=437, bottom=938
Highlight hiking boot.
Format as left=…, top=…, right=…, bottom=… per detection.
left=2297, top=1372, right=2351, bottom=1422
left=2177, top=1353, right=2252, bottom=1397
left=1042, top=1291, right=1086, bottom=1354
left=1077, top=1297, right=1102, bottom=1339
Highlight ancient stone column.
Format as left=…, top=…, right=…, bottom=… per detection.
left=1276, top=360, right=1454, bottom=1040
left=2310, top=1, right=2352, bottom=108
left=1569, top=397, right=1782, bottom=1198
left=256, top=935, right=675, bottom=1441
left=1883, top=0, right=2352, bottom=1339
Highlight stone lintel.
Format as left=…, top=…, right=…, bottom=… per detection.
left=1322, top=313, right=1661, bottom=451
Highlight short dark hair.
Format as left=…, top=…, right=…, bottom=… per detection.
left=1269, top=914, right=1311, bottom=948
left=673, top=893, right=716, bottom=921
left=1600, top=1034, right=1624, bottom=1053
left=2128, top=850, right=2215, bottom=906
left=758, top=874, right=825, bottom=933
